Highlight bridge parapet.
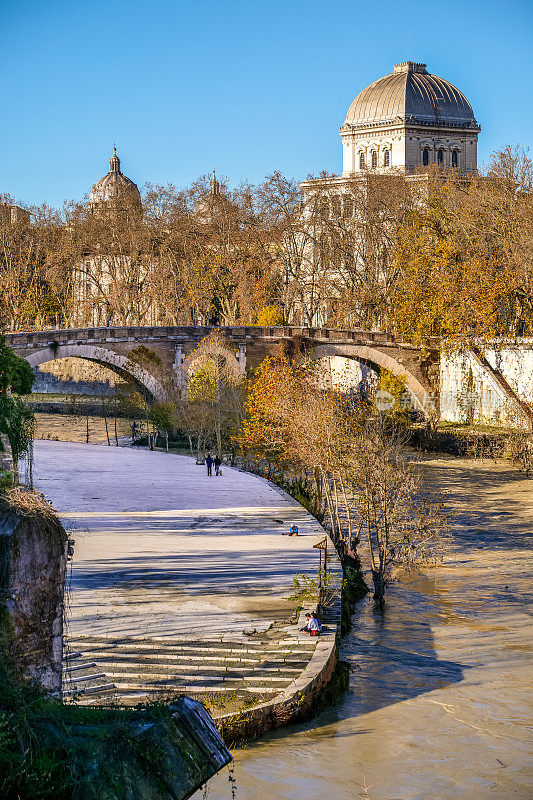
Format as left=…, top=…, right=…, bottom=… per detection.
left=6, top=326, right=438, bottom=413
left=6, top=325, right=404, bottom=348
left=8, top=327, right=532, bottom=428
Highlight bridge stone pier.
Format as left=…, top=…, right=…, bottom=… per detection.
left=6, top=326, right=439, bottom=411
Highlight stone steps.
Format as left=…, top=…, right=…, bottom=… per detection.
left=68, top=653, right=309, bottom=668
left=78, top=666, right=299, bottom=680
left=84, top=662, right=303, bottom=675
left=63, top=634, right=319, bottom=704
left=64, top=683, right=116, bottom=698
left=103, top=674, right=293, bottom=688
left=65, top=647, right=311, bottom=665
left=109, top=684, right=281, bottom=695
left=67, top=635, right=314, bottom=658
left=62, top=660, right=117, bottom=698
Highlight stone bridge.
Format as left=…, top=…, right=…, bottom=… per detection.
left=6, top=325, right=439, bottom=412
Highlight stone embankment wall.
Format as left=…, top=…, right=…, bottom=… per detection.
left=213, top=471, right=343, bottom=742
left=215, top=607, right=339, bottom=742
left=33, top=357, right=125, bottom=396
left=0, top=495, right=68, bottom=693
left=440, top=341, right=533, bottom=429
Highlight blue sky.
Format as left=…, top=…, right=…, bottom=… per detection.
left=1, top=0, right=532, bottom=208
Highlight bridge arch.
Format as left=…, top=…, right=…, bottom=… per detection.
left=24, top=344, right=166, bottom=401
left=312, top=343, right=429, bottom=413
left=187, top=344, right=242, bottom=379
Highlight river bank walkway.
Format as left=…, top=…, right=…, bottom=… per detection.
left=33, top=441, right=339, bottom=711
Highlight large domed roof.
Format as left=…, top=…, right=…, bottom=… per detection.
left=89, top=148, right=141, bottom=206
left=345, top=62, right=479, bottom=129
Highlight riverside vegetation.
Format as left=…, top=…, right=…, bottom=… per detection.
left=1, top=147, right=532, bottom=342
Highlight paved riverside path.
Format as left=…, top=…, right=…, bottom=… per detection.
left=33, top=441, right=333, bottom=706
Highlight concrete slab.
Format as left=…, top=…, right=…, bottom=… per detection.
left=32, top=441, right=328, bottom=703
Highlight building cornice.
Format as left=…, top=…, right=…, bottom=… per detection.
left=299, top=172, right=432, bottom=190
left=340, top=120, right=481, bottom=135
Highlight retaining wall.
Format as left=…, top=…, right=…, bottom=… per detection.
left=215, top=608, right=338, bottom=742
left=440, top=342, right=533, bottom=429
left=0, top=497, right=68, bottom=693
left=214, top=472, right=342, bottom=742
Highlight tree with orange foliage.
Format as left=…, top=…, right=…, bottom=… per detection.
left=237, top=354, right=448, bottom=607
left=388, top=148, right=533, bottom=346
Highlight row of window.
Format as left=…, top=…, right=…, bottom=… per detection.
left=318, top=196, right=354, bottom=219
left=357, top=147, right=460, bottom=169
left=422, top=148, right=459, bottom=167
left=359, top=149, right=390, bottom=169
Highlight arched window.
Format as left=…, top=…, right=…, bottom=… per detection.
left=319, top=197, right=330, bottom=219
left=371, top=151, right=377, bottom=169
left=452, top=150, right=458, bottom=168
left=437, top=149, right=444, bottom=165
left=422, top=148, right=429, bottom=166
left=317, top=233, right=328, bottom=264
left=331, top=196, right=341, bottom=218
left=343, top=195, right=354, bottom=218
left=359, top=152, right=365, bottom=169
left=383, top=149, right=390, bottom=167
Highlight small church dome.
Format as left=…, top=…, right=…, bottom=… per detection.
left=194, top=169, right=235, bottom=222
left=89, top=148, right=141, bottom=206
left=345, top=62, right=479, bottom=129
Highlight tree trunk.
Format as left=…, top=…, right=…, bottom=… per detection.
left=104, top=415, right=110, bottom=446
left=313, top=467, right=323, bottom=519
left=371, top=568, right=385, bottom=609
left=332, top=478, right=343, bottom=542
left=339, top=475, right=354, bottom=546
left=322, top=475, right=337, bottom=542
left=12, top=454, right=19, bottom=486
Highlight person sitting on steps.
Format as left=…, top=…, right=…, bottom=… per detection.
left=299, top=613, right=311, bottom=632
left=308, top=613, right=322, bottom=636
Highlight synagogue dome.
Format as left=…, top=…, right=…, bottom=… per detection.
left=345, top=62, right=479, bottom=129
left=89, top=148, right=141, bottom=206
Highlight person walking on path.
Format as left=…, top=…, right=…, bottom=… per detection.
left=214, top=455, right=222, bottom=476
left=206, top=454, right=214, bottom=477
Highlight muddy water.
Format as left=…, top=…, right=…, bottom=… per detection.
left=34, top=412, right=134, bottom=444
left=198, top=457, right=533, bottom=800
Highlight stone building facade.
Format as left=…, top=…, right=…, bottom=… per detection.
left=301, top=60, right=480, bottom=205
left=0, top=203, right=30, bottom=225
left=294, top=61, right=481, bottom=326
left=72, top=148, right=151, bottom=327
left=340, top=61, right=480, bottom=175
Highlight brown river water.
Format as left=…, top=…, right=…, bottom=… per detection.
left=33, top=419, right=532, bottom=799
left=35, top=412, right=133, bottom=444
left=197, top=456, right=532, bottom=800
